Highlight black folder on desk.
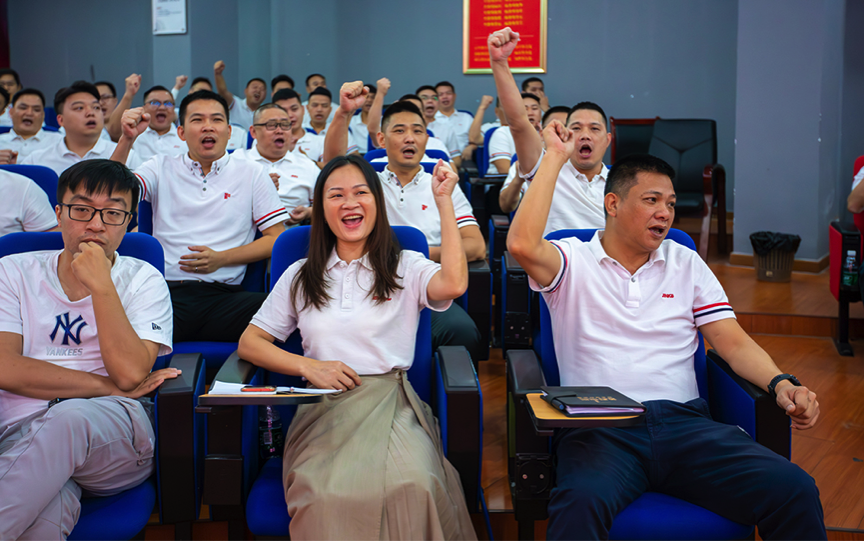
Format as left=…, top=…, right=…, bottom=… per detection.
left=540, top=386, right=645, bottom=418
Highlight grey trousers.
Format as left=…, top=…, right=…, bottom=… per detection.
left=0, top=396, right=156, bottom=540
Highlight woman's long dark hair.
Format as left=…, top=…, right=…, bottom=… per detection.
left=290, top=155, right=403, bottom=311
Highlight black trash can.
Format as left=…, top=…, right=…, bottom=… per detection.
left=749, top=231, right=801, bottom=282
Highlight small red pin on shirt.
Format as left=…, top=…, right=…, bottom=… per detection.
left=422, top=205, right=428, bottom=210
left=224, top=193, right=231, bottom=199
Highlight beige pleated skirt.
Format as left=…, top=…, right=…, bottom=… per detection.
left=282, top=370, right=478, bottom=540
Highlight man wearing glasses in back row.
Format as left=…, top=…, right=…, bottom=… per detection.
left=131, top=86, right=188, bottom=163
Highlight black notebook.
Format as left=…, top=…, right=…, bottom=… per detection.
left=540, top=386, right=646, bottom=418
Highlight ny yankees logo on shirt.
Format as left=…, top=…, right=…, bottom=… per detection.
left=50, top=312, right=88, bottom=346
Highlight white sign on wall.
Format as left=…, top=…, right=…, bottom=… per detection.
left=153, top=0, right=187, bottom=35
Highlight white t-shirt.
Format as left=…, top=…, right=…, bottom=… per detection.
left=0, top=250, right=173, bottom=428
left=480, top=120, right=502, bottom=136
left=131, top=125, right=187, bottom=163
left=21, top=137, right=139, bottom=176
left=531, top=231, right=735, bottom=404
left=520, top=150, right=608, bottom=236
left=853, top=166, right=863, bottom=190
left=232, top=146, right=320, bottom=211
left=377, top=166, right=478, bottom=247
left=0, top=169, right=57, bottom=236
left=0, top=128, right=63, bottom=160
left=226, top=124, right=249, bottom=152
left=0, top=108, right=11, bottom=127
left=487, top=126, right=515, bottom=175
left=434, top=110, right=473, bottom=152
left=135, top=152, right=288, bottom=283
left=251, top=249, right=448, bottom=375
left=228, top=96, right=255, bottom=130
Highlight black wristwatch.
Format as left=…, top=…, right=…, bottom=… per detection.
left=767, top=374, right=801, bottom=398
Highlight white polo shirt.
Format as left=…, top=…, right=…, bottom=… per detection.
left=520, top=150, right=607, bottom=236
left=131, top=125, right=187, bottom=163
left=226, top=124, right=248, bottom=152
left=0, top=250, right=173, bottom=428
left=349, top=113, right=370, bottom=154
left=481, top=119, right=502, bottom=136
left=487, top=127, right=514, bottom=175
left=58, top=126, right=112, bottom=142
left=0, top=109, right=11, bottom=127
left=0, top=169, right=57, bottom=236
left=434, top=110, right=473, bottom=151
left=0, top=128, right=63, bottom=159
left=20, top=136, right=139, bottom=176
left=228, top=95, right=255, bottom=130
left=251, top=249, right=449, bottom=375
left=378, top=166, right=478, bottom=247
left=531, top=231, right=736, bottom=404
left=295, top=131, right=324, bottom=162
left=135, top=152, right=288, bottom=283
left=232, top=145, right=320, bottom=211
left=426, top=119, right=460, bottom=159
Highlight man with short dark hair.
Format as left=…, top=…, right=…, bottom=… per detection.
left=0, top=89, right=62, bottom=163
left=95, top=81, right=118, bottom=126
left=305, top=87, right=334, bottom=136
left=213, top=60, right=266, bottom=130
left=131, top=85, right=187, bottom=163
left=416, top=85, right=460, bottom=164
left=0, top=159, right=177, bottom=539
left=433, top=81, right=474, bottom=159
left=22, top=82, right=138, bottom=175
left=273, top=88, right=324, bottom=165
left=490, top=27, right=607, bottom=234
left=0, top=69, right=21, bottom=126
left=507, top=121, right=826, bottom=539
left=348, top=82, right=376, bottom=155
left=326, top=82, right=486, bottom=361
left=521, top=76, right=549, bottom=112
left=233, top=103, right=319, bottom=225
left=301, top=73, right=337, bottom=128
left=271, top=74, right=294, bottom=96
left=111, top=90, right=288, bottom=343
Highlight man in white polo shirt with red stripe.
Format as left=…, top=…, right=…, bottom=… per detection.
left=507, top=120, right=825, bottom=540
left=490, top=28, right=607, bottom=236
left=111, top=91, right=288, bottom=343
left=326, top=82, right=487, bottom=361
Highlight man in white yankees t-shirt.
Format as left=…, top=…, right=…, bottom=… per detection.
left=0, top=160, right=177, bottom=539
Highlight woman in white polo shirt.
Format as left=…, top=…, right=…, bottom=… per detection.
left=238, top=155, right=476, bottom=539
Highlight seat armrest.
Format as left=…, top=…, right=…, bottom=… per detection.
left=156, top=353, right=205, bottom=524
left=706, top=349, right=790, bottom=458
left=506, top=349, right=546, bottom=393
left=461, top=159, right=479, bottom=176
left=469, top=173, right=507, bottom=185
left=434, top=346, right=482, bottom=513
left=465, top=260, right=491, bottom=361
left=491, top=214, right=510, bottom=229
left=213, top=351, right=257, bottom=384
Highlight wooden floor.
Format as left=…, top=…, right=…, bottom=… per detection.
left=146, top=251, right=864, bottom=540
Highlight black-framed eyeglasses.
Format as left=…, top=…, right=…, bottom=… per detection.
left=253, top=120, right=292, bottom=131
left=147, top=100, right=174, bottom=108
left=60, top=204, right=133, bottom=226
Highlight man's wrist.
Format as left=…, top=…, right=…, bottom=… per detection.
left=768, top=373, right=801, bottom=397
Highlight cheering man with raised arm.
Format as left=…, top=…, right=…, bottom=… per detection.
left=506, top=120, right=826, bottom=540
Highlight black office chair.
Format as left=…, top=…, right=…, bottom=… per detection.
left=647, top=119, right=727, bottom=260
left=609, top=116, right=660, bottom=163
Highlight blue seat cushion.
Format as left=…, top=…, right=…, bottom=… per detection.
left=609, top=492, right=752, bottom=540
left=68, top=478, right=156, bottom=540
left=246, top=457, right=290, bottom=536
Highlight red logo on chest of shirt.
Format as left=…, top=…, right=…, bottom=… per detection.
left=421, top=205, right=428, bottom=210
left=224, top=193, right=231, bottom=199
left=662, top=293, right=675, bottom=299
left=372, top=296, right=393, bottom=301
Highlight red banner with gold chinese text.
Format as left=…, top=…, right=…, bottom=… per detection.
left=463, top=0, right=547, bottom=74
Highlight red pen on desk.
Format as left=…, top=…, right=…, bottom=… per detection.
left=241, top=386, right=276, bottom=392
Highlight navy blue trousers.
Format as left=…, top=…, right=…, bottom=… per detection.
left=547, top=399, right=826, bottom=540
